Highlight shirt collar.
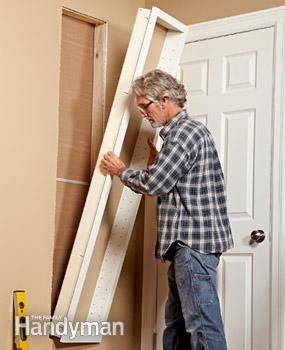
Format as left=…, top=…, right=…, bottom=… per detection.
left=159, top=108, right=187, bottom=139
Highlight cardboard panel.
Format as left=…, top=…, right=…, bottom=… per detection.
left=53, top=13, right=96, bottom=312
left=52, top=182, right=89, bottom=310
left=57, top=14, right=94, bottom=182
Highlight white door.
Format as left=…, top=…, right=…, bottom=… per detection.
left=156, top=27, right=274, bottom=350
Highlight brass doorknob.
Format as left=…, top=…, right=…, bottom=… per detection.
left=250, top=230, right=265, bottom=243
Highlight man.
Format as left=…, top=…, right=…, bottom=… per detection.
left=101, top=69, right=234, bottom=350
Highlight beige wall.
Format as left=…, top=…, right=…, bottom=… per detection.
left=0, top=0, right=143, bottom=349
left=146, top=0, right=285, bottom=23
left=1, top=0, right=284, bottom=349
left=0, top=1, right=60, bottom=349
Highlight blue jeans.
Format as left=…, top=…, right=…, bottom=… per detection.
left=163, top=242, right=227, bottom=350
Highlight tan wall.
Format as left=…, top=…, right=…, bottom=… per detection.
left=0, top=0, right=143, bottom=349
left=146, top=0, right=285, bottom=23
left=1, top=1, right=283, bottom=349
left=0, top=1, right=60, bottom=349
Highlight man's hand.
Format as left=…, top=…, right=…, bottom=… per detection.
left=101, top=151, right=127, bottom=177
left=147, top=137, right=158, bottom=166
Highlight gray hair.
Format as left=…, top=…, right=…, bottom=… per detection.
left=132, top=69, right=187, bottom=107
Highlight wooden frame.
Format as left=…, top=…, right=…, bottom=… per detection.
left=62, top=7, right=105, bottom=25
left=53, top=7, right=108, bottom=312
left=144, top=7, right=285, bottom=350
left=91, top=21, right=108, bottom=170
left=54, top=8, right=150, bottom=330
left=54, top=7, right=187, bottom=344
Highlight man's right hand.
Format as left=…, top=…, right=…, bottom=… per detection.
left=101, top=151, right=127, bottom=177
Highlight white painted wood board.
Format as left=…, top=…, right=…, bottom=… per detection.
left=54, top=7, right=187, bottom=343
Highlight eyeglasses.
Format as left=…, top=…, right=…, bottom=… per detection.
left=137, top=100, right=155, bottom=114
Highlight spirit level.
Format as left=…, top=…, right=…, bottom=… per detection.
left=14, top=291, right=29, bottom=350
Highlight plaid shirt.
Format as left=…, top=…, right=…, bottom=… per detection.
left=120, top=109, right=234, bottom=260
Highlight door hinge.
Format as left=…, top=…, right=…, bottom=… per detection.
left=153, top=332, right=157, bottom=350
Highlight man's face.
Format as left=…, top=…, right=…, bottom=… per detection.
left=136, top=96, right=167, bottom=128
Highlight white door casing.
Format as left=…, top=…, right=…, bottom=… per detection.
left=148, top=6, right=285, bottom=350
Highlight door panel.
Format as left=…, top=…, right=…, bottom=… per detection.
left=156, top=27, right=274, bottom=350
left=182, top=27, right=274, bottom=350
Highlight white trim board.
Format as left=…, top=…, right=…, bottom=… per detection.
left=54, top=6, right=187, bottom=343
left=53, top=7, right=150, bottom=324
left=62, top=119, right=155, bottom=343
left=142, top=6, right=285, bottom=350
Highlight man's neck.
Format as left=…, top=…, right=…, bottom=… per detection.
left=165, top=105, right=182, bottom=123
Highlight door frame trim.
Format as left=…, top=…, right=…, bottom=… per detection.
left=144, top=6, right=285, bottom=350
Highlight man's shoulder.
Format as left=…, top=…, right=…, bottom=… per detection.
left=172, top=114, right=210, bottom=143
left=178, top=114, right=206, bottom=130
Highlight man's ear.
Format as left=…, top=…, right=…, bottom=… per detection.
left=161, top=96, right=169, bottom=109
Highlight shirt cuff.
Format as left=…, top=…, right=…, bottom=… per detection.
left=119, top=168, right=133, bottom=184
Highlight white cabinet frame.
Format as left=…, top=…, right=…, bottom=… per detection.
left=53, top=6, right=187, bottom=344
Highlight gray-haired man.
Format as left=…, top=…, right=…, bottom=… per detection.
left=101, top=69, right=233, bottom=350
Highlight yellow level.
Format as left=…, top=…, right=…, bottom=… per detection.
left=13, top=291, right=29, bottom=350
